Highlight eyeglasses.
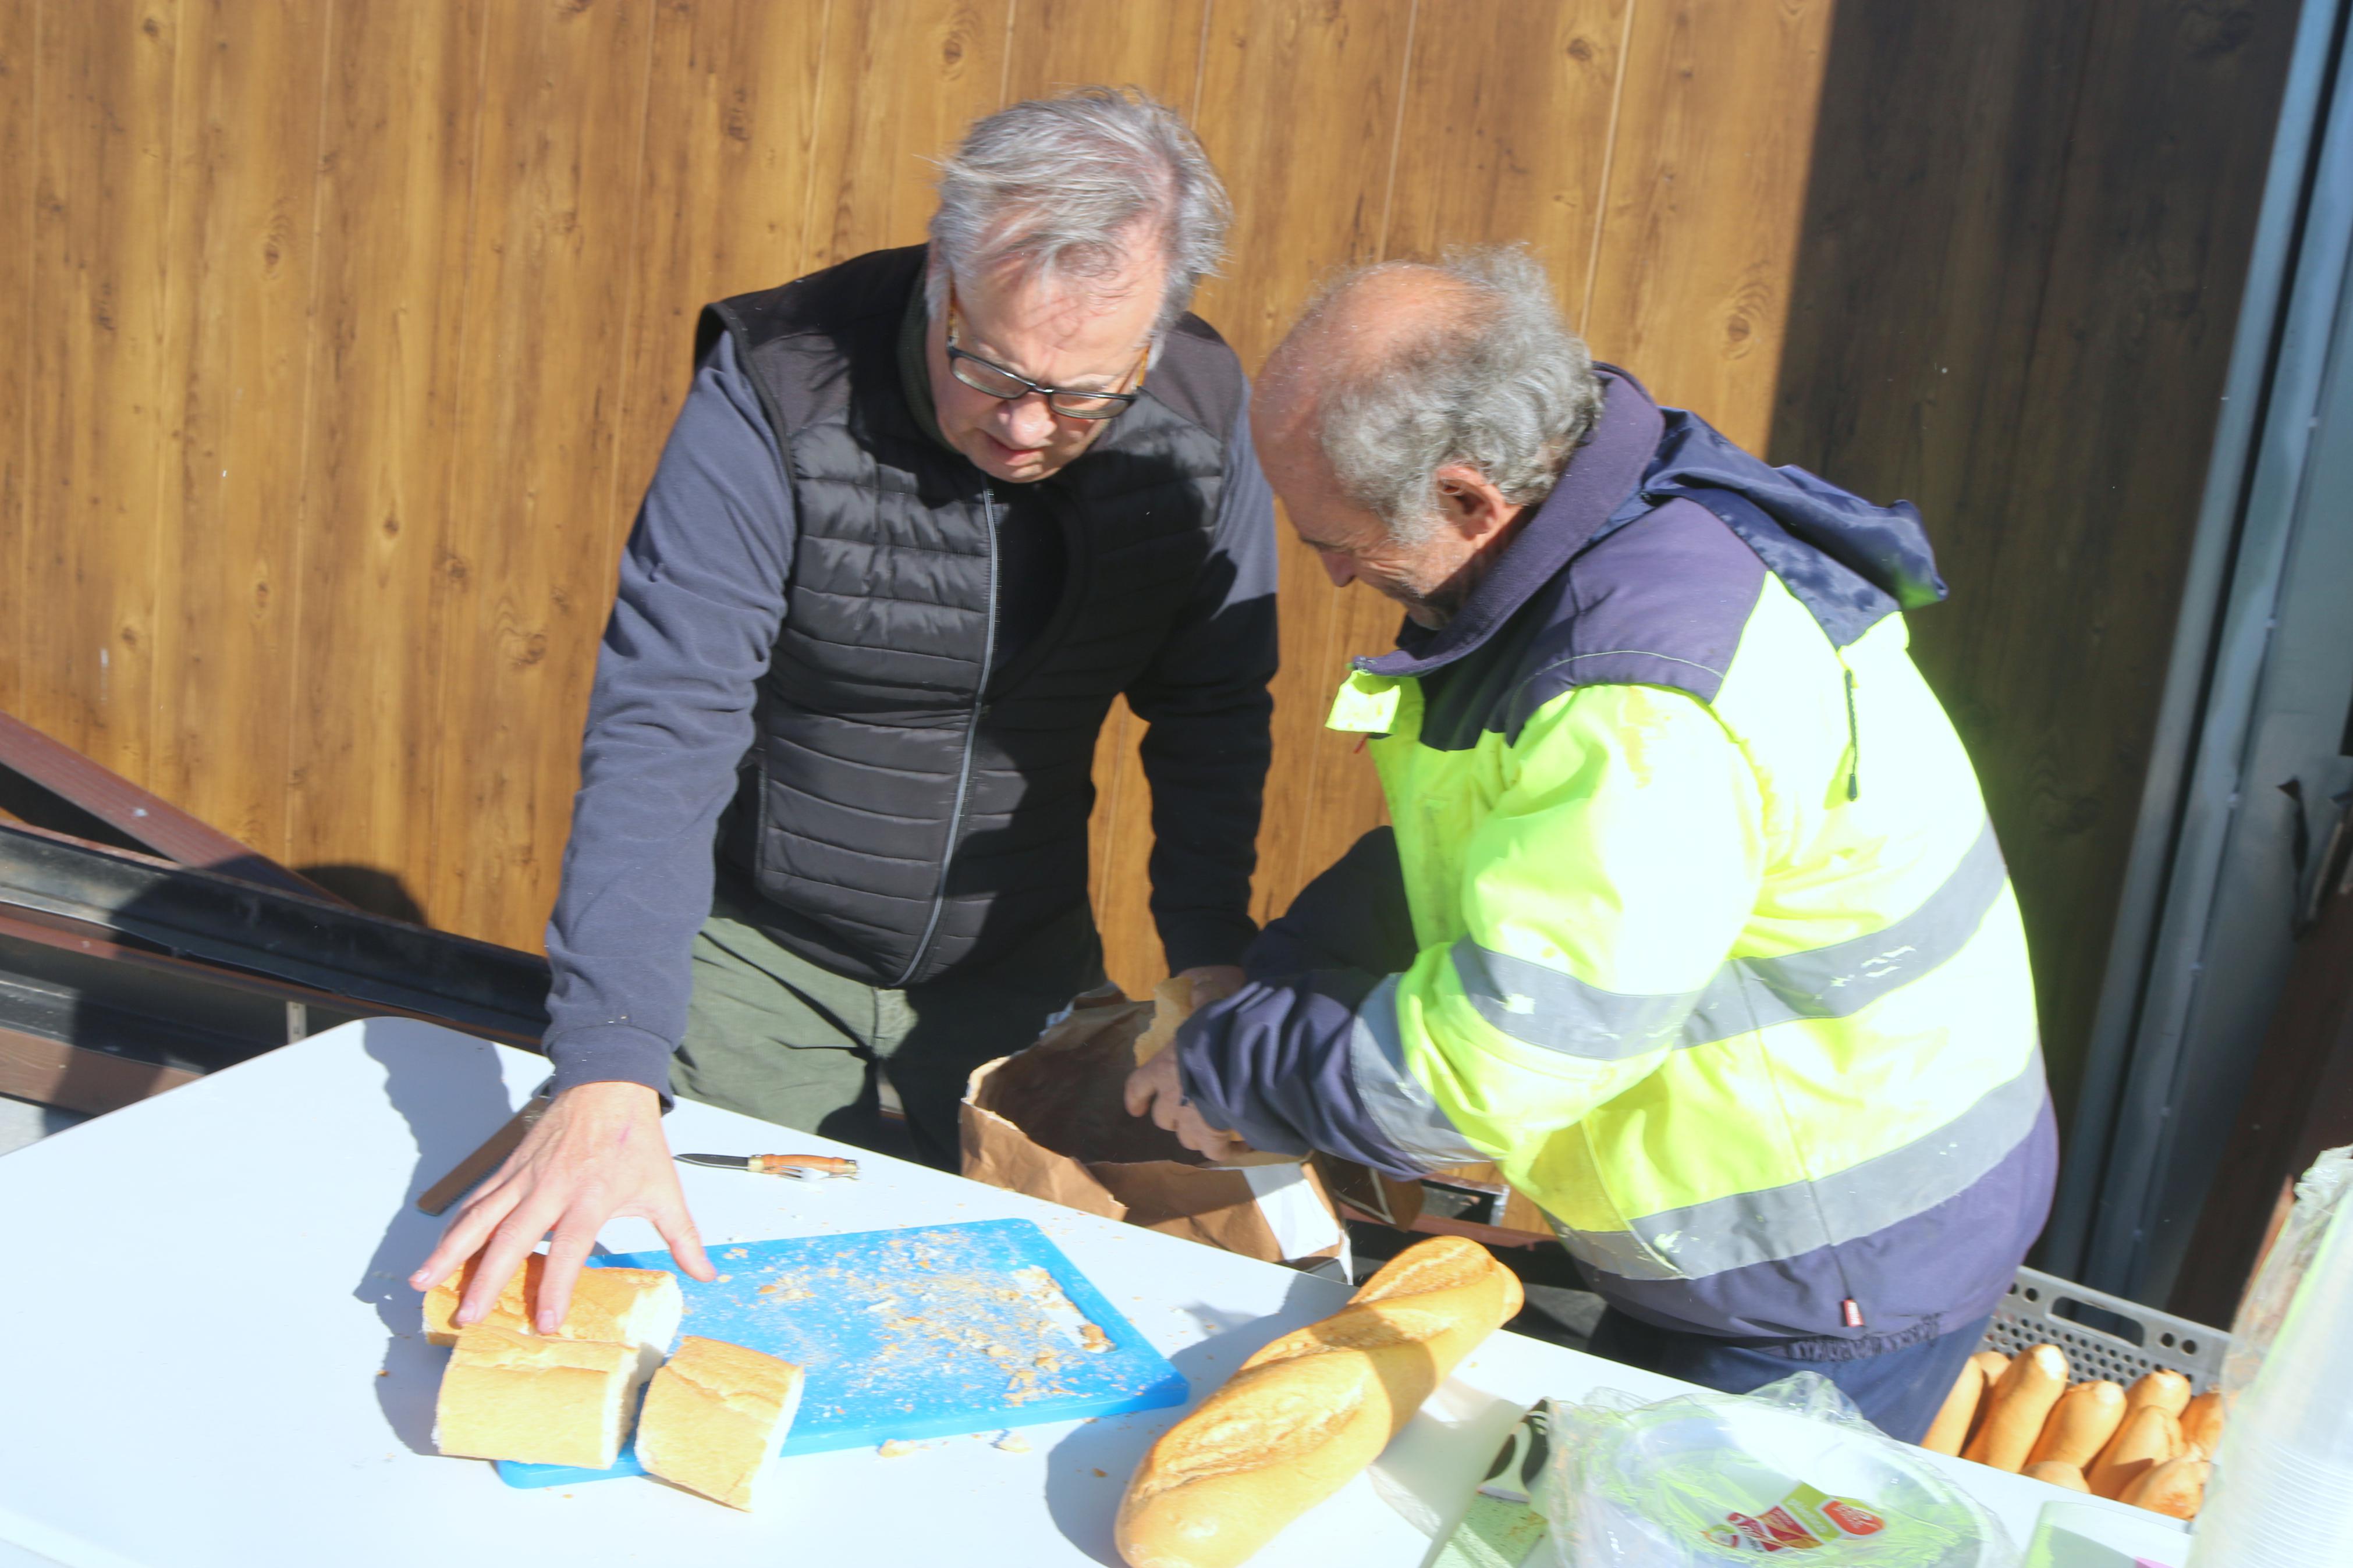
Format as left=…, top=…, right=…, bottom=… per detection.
left=944, top=289, right=1149, bottom=421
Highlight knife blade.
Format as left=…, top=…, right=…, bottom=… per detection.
left=676, top=1152, right=860, bottom=1180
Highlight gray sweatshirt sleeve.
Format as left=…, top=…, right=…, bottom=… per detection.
left=542, top=331, right=792, bottom=1096
left=1123, top=385, right=1280, bottom=972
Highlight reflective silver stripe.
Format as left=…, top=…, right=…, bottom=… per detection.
left=1553, top=1045, right=2049, bottom=1282
left=1687, top=817, right=2009, bottom=1039
left=1456, top=818, right=2009, bottom=1059
left=1454, top=938, right=1698, bottom=1060
left=1344, top=974, right=1485, bottom=1169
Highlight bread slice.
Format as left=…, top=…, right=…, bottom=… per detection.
left=432, top=1322, right=644, bottom=1469
left=636, top=1335, right=806, bottom=1510
left=423, top=1256, right=681, bottom=1375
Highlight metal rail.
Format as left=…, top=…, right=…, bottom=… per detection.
left=0, top=823, right=549, bottom=1047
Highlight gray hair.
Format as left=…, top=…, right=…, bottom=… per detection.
left=1308, top=248, right=1602, bottom=542
left=927, top=87, right=1230, bottom=337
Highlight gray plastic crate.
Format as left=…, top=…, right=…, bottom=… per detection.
left=1981, top=1266, right=2230, bottom=1392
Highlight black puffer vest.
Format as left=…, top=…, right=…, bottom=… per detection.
left=698, top=246, right=1244, bottom=988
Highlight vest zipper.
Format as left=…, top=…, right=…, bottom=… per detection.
left=895, top=482, right=999, bottom=986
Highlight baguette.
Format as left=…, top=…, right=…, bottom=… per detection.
left=1133, top=976, right=1202, bottom=1065
left=2123, top=1368, right=2191, bottom=1420
left=1115, top=1236, right=1522, bottom=1568
left=2024, top=1460, right=2090, bottom=1492
left=2181, top=1389, right=2223, bottom=1455
left=1961, top=1351, right=2010, bottom=1450
left=2026, top=1378, right=2125, bottom=1469
left=2086, top=1404, right=2181, bottom=1499
left=423, top=1254, right=680, bottom=1377
left=2119, top=1449, right=2209, bottom=1519
left=432, top=1321, right=643, bottom=1469
left=1964, top=1343, right=2068, bottom=1471
left=1921, top=1359, right=1989, bottom=1456
left=637, top=1335, right=805, bottom=1510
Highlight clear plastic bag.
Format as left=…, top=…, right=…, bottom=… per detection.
left=2218, top=1144, right=2352, bottom=1408
left=1534, top=1372, right=2017, bottom=1567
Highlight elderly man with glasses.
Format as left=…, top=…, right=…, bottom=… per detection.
left=417, top=89, right=1276, bottom=1333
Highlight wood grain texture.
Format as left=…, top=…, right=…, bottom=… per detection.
left=1584, top=0, right=1836, bottom=450
left=0, top=1, right=32, bottom=719
left=283, top=0, right=486, bottom=918
left=1000, top=0, right=1211, bottom=111
left=1191, top=0, right=1415, bottom=950
left=426, top=0, right=656, bottom=949
left=145, top=0, right=333, bottom=853
left=1940, top=0, right=2298, bottom=1114
left=1768, top=0, right=2299, bottom=1117
left=1382, top=0, right=1627, bottom=305
left=801, top=0, right=1013, bottom=271
left=611, top=0, right=832, bottom=550
left=24, top=1, right=180, bottom=779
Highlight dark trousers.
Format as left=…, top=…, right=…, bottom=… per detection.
left=672, top=877, right=1107, bottom=1170
left=1587, top=1307, right=1995, bottom=1444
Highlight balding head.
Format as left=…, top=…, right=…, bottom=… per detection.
left=1257, top=248, right=1600, bottom=545
left=1251, top=249, right=1600, bottom=627
left=1260, top=264, right=1490, bottom=423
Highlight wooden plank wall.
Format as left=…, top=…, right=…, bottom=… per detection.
left=1768, top=0, right=2298, bottom=1129
left=0, top=1, right=2292, bottom=1118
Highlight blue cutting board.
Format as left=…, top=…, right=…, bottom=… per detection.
left=496, top=1217, right=1185, bottom=1488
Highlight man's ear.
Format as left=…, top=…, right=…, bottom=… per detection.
left=1434, top=464, right=1522, bottom=544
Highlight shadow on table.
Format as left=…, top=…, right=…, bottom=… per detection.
left=345, top=1019, right=526, bottom=1454
left=1041, top=1273, right=1340, bottom=1566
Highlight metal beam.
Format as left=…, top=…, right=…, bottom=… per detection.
left=0, top=707, right=342, bottom=904
left=0, top=823, right=549, bottom=1043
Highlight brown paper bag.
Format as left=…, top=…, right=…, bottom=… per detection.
left=959, top=988, right=1344, bottom=1263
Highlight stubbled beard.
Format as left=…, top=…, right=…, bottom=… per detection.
left=1380, top=569, right=1472, bottom=628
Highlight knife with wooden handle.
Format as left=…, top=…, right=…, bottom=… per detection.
left=416, top=1091, right=554, bottom=1215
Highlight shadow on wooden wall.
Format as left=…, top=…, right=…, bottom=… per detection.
left=1768, top=0, right=2297, bottom=1128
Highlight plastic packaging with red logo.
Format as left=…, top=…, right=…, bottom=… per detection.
left=1534, top=1371, right=2017, bottom=1567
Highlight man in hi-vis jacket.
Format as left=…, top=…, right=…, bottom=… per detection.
left=1127, top=250, right=2053, bottom=1441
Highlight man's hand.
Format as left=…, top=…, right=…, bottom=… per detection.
left=408, top=1080, right=717, bottom=1334
left=1124, top=1045, right=1255, bottom=1162
left=1172, top=964, right=1246, bottom=1008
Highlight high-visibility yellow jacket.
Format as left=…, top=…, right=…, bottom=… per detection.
left=1179, top=371, right=2054, bottom=1348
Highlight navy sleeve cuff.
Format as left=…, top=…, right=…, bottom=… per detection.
left=1161, top=911, right=1259, bottom=975
left=1175, top=968, right=1425, bottom=1175
left=546, top=1024, right=677, bottom=1104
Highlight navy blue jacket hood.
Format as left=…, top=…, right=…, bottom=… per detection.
left=1367, top=369, right=1947, bottom=683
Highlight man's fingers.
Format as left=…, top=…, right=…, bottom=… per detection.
left=1122, top=1070, right=1153, bottom=1119
left=535, top=1217, right=599, bottom=1334
left=461, top=1196, right=565, bottom=1327
left=412, top=1179, right=520, bottom=1295
left=650, top=1196, right=717, bottom=1282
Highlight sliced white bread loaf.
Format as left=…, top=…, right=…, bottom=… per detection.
left=636, top=1335, right=806, bottom=1510
left=423, top=1256, right=680, bottom=1377
left=432, top=1322, right=643, bottom=1470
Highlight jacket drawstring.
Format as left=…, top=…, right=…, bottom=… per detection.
left=1841, top=666, right=1861, bottom=802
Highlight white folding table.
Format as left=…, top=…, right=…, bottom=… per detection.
left=0, top=1019, right=2182, bottom=1565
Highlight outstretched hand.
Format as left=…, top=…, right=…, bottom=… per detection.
left=408, top=1080, right=716, bottom=1333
